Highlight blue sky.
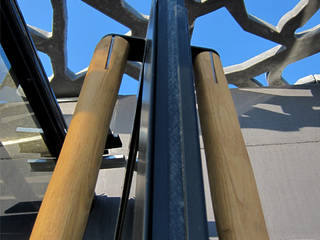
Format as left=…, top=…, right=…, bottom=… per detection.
left=17, top=0, right=319, bottom=94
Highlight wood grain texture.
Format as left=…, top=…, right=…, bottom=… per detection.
left=30, top=36, right=129, bottom=240
left=194, top=51, right=269, bottom=240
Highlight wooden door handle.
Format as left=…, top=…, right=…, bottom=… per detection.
left=194, top=51, right=269, bottom=240
left=30, top=36, right=129, bottom=240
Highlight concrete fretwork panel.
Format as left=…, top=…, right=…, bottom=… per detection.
left=23, top=0, right=320, bottom=97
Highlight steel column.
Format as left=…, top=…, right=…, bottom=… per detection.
left=134, top=0, right=208, bottom=239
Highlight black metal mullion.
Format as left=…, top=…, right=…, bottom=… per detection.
left=132, top=0, right=158, bottom=239
left=114, top=62, right=144, bottom=240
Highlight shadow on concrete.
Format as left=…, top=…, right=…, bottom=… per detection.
left=4, top=201, right=41, bottom=214
left=85, top=195, right=135, bottom=240
left=0, top=213, right=36, bottom=240
left=84, top=195, right=135, bottom=240
left=1, top=201, right=39, bottom=239
left=0, top=196, right=216, bottom=239
left=0, top=196, right=134, bottom=240
left=110, top=86, right=320, bottom=134
left=234, top=85, right=320, bottom=132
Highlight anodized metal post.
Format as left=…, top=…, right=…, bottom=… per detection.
left=133, top=0, right=209, bottom=239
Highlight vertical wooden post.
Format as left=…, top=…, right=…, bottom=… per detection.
left=194, top=51, right=269, bottom=240
left=30, top=36, right=129, bottom=240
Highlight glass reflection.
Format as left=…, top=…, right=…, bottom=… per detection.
left=0, top=44, right=52, bottom=238
left=0, top=45, right=50, bottom=159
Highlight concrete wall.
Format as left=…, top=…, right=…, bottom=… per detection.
left=103, top=85, right=320, bottom=239
left=1, top=85, right=319, bottom=239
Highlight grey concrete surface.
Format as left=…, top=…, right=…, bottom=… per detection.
left=99, top=85, right=320, bottom=239
left=84, top=85, right=320, bottom=239
left=236, top=85, right=320, bottom=240
left=1, top=85, right=319, bottom=239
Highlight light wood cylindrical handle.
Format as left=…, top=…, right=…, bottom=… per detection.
left=194, top=51, right=269, bottom=240
left=30, top=36, right=129, bottom=240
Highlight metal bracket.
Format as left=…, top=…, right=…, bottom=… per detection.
left=103, top=34, right=220, bottom=64
left=102, top=34, right=146, bottom=62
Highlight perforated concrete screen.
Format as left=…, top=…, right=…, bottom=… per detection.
left=24, top=0, right=319, bottom=97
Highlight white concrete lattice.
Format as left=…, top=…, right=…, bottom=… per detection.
left=27, top=0, right=320, bottom=97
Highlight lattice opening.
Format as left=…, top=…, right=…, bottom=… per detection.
left=17, top=0, right=53, bottom=32
left=37, top=52, right=53, bottom=78
left=244, top=0, right=300, bottom=26
left=66, top=1, right=130, bottom=74
left=124, top=0, right=152, bottom=16
left=119, top=74, right=139, bottom=95
left=283, top=52, right=320, bottom=84
left=295, top=10, right=320, bottom=33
